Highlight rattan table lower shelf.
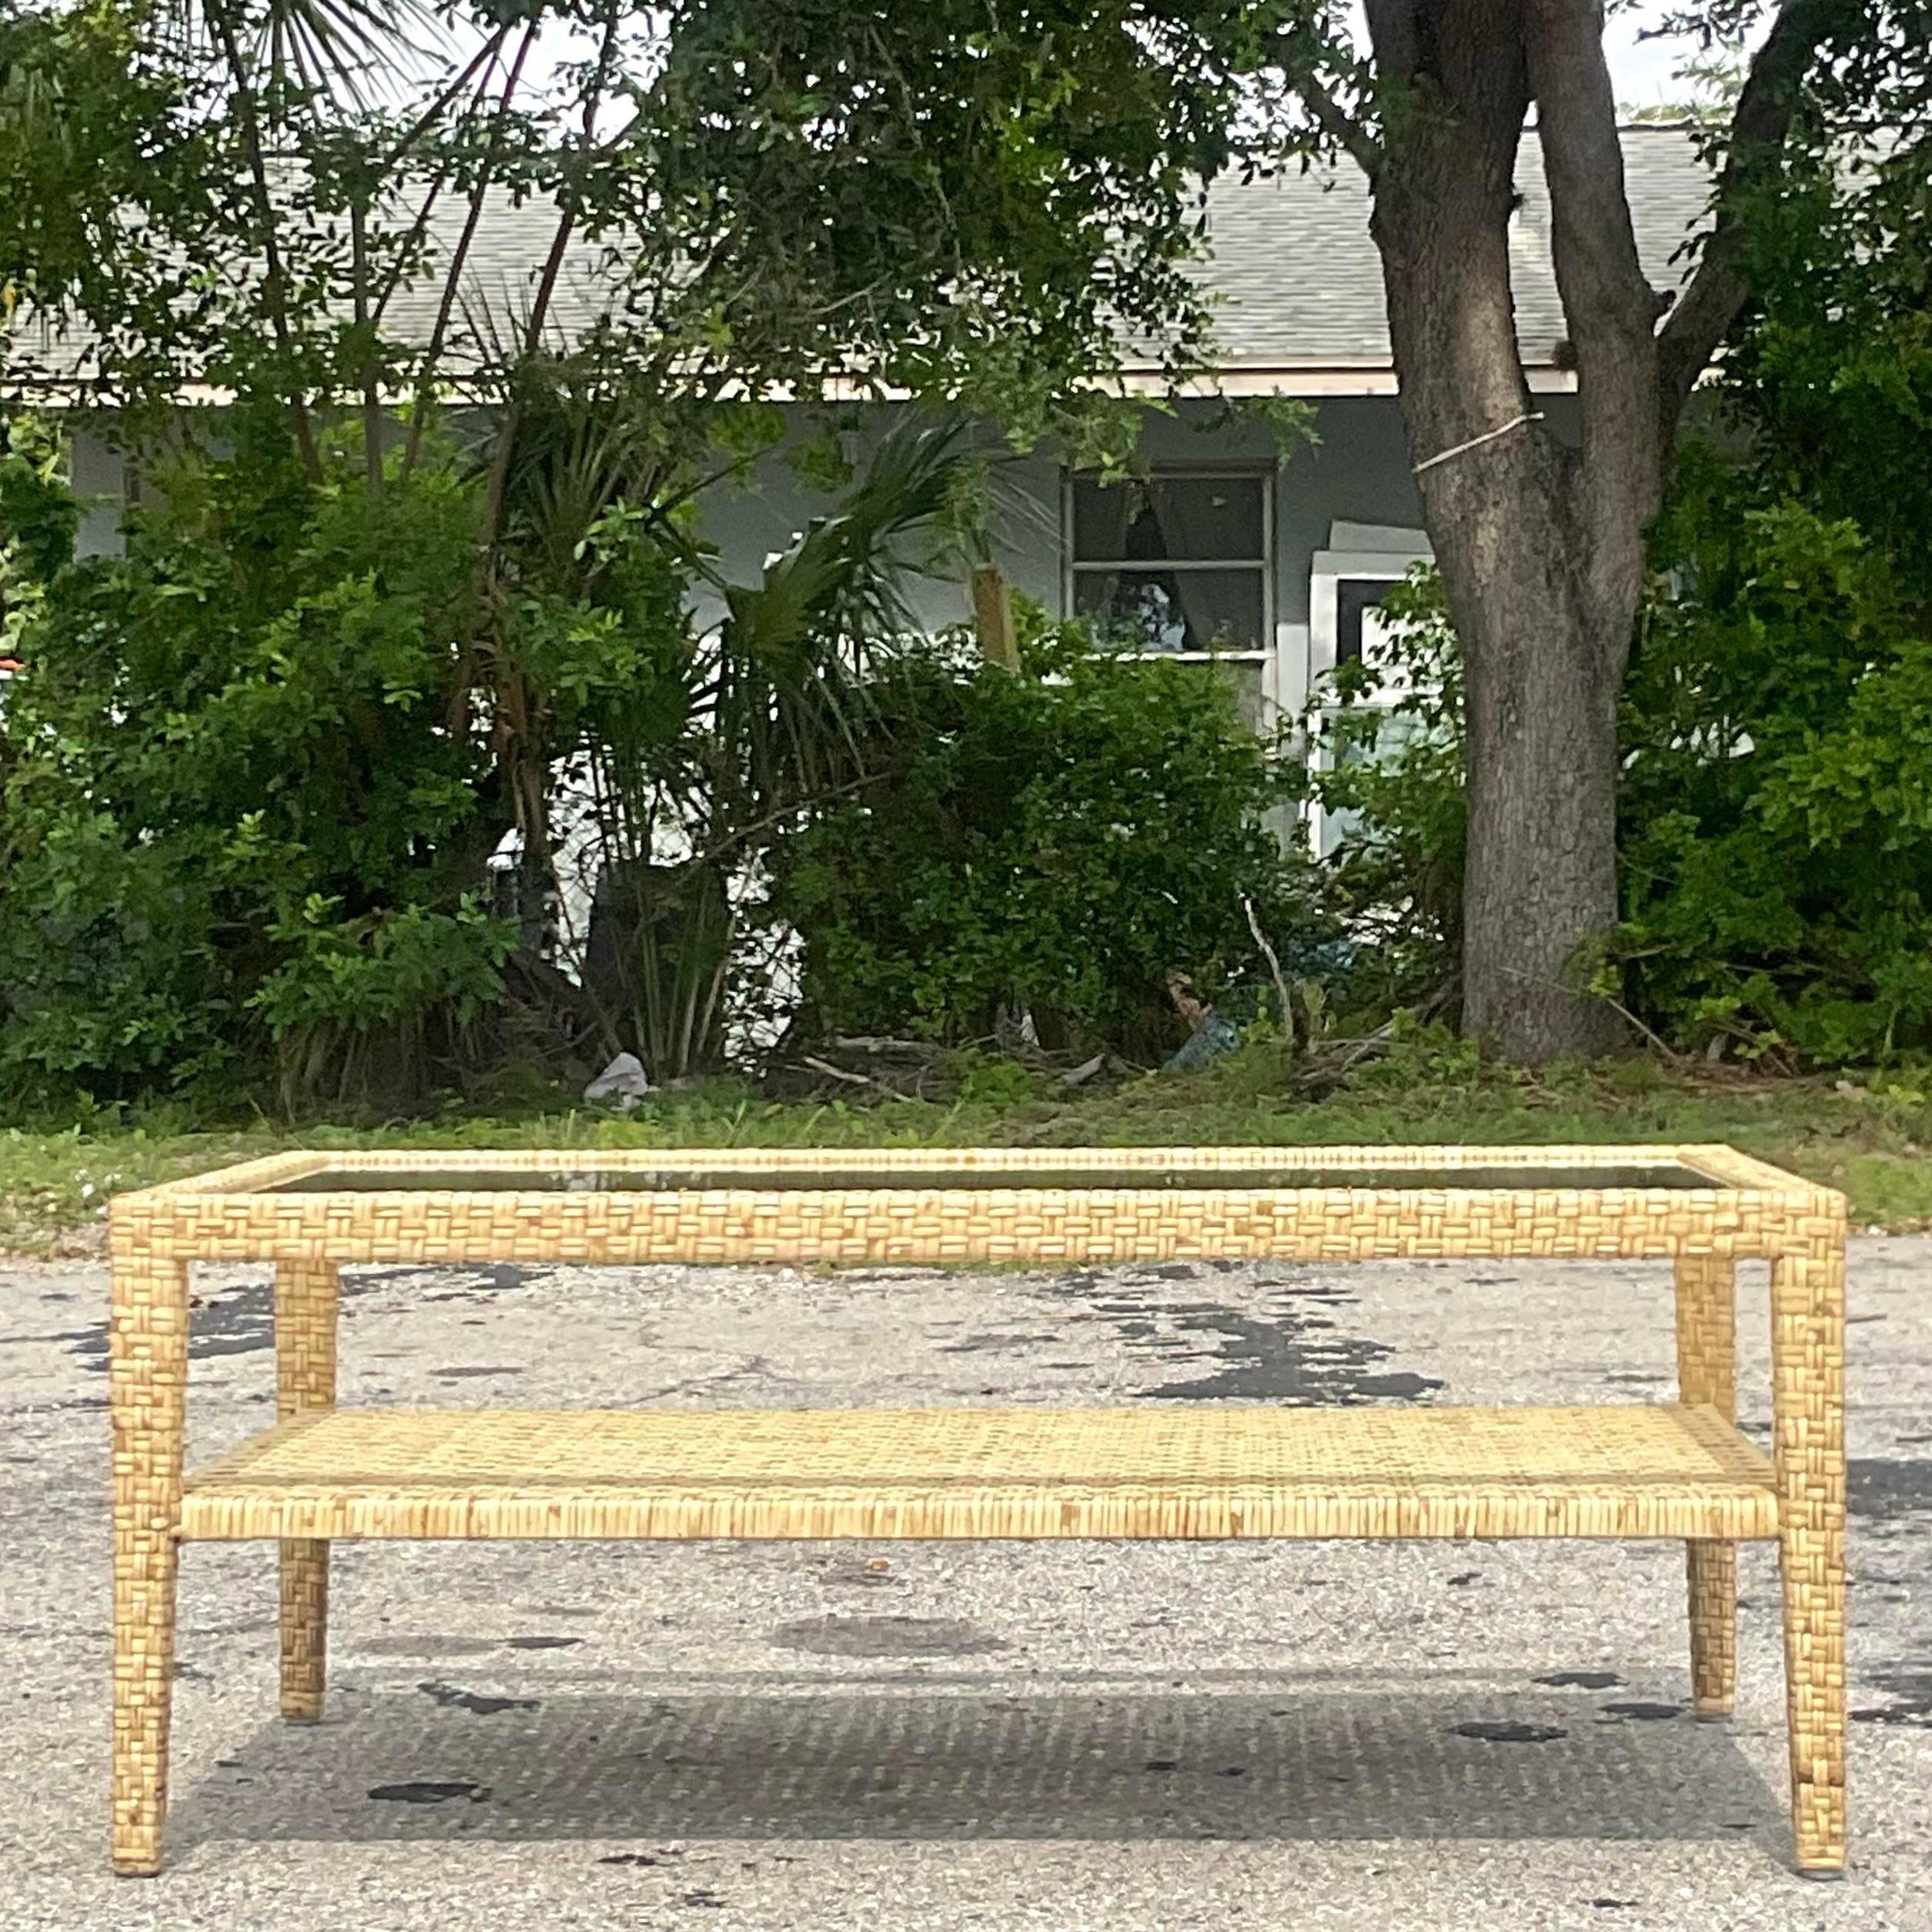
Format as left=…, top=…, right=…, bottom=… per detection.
left=107, top=1143, right=1850, bottom=1878
left=179, top=1403, right=1780, bottom=1543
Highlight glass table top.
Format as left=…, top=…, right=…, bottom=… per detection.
left=262, top=1161, right=1722, bottom=1195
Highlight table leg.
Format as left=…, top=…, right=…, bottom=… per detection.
left=1771, top=1230, right=1848, bottom=1877
left=276, top=1261, right=338, bottom=1722
left=110, top=1253, right=188, bottom=1877
left=1674, top=1254, right=1737, bottom=1718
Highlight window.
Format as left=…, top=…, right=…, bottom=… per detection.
left=1064, top=469, right=1271, bottom=658
left=1306, top=532, right=1434, bottom=854
left=1334, top=579, right=1397, bottom=668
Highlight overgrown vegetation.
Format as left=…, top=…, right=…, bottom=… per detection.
left=0, top=430, right=510, bottom=1108
left=12, top=1041, right=1932, bottom=1255
left=2, top=0, right=1930, bottom=1128
left=771, top=605, right=1326, bottom=1061
left=0, top=0, right=1312, bottom=1114
left=1297, top=140, right=1932, bottom=1071
left=1617, top=148, right=1932, bottom=1066
left=0, top=412, right=1319, bottom=1109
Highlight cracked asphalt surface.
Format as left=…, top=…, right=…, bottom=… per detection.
left=2, top=1241, right=1928, bottom=1930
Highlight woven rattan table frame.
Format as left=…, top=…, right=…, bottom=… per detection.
left=107, top=1143, right=1848, bottom=1877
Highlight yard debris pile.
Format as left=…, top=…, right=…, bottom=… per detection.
left=758, top=1021, right=1421, bottom=1108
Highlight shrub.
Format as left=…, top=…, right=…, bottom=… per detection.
left=1620, top=476, right=1932, bottom=1063
left=1614, top=148, right=1932, bottom=1064
left=768, top=609, right=1331, bottom=1061
left=1292, top=569, right=1464, bottom=1021
left=0, top=431, right=515, bottom=1108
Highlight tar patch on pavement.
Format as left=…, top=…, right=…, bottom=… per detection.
left=417, top=1679, right=540, bottom=1714
left=1848, top=1458, right=1932, bottom=1527
left=1597, top=1703, right=1684, bottom=1721
left=1052, top=1271, right=1444, bottom=1406
left=1453, top=1720, right=1567, bottom=1744
left=504, top=1634, right=584, bottom=1650
left=771, top=1614, right=1007, bottom=1657
left=368, top=1780, right=491, bottom=1805
left=1850, top=1667, right=1932, bottom=1725
left=44, top=1261, right=541, bottom=1372
left=1534, top=1671, right=1624, bottom=1690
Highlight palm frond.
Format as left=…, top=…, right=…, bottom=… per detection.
left=711, top=416, right=983, bottom=817
left=155, top=0, right=448, bottom=105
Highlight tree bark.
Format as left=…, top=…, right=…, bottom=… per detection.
left=1361, top=0, right=1653, bottom=1059
left=1449, top=496, right=1627, bottom=1059
left=1344, top=0, right=1839, bottom=1061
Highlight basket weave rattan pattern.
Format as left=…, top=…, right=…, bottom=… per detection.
left=106, top=1144, right=1847, bottom=1877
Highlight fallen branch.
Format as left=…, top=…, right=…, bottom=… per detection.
left=1244, top=896, right=1297, bottom=1052
left=800, top=1054, right=911, bottom=1101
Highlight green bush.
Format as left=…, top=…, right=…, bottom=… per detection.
left=1620, top=476, right=1932, bottom=1063
left=0, top=429, right=516, bottom=1108
left=768, top=609, right=1331, bottom=1061
left=1293, top=569, right=1464, bottom=1020
left=1614, top=150, right=1932, bottom=1064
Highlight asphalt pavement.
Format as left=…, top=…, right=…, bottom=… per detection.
left=2, top=1240, right=1928, bottom=1930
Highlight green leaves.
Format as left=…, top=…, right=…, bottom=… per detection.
left=0, top=428, right=500, bottom=1108
left=1615, top=139, right=1932, bottom=1067
left=252, top=898, right=515, bottom=1034
left=0, top=415, right=78, bottom=655
left=769, top=601, right=1324, bottom=1059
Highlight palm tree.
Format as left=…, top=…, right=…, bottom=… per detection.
left=155, top=0, right=446, bottom=102
left=562, top=415, right=987, bottom=1078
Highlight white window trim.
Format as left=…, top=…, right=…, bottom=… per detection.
left=1307, top=545, right=1432, bottom=696
left=1304, top=543, right=1434, bottom=853
left=1061, top=463, right=1276, bottom=662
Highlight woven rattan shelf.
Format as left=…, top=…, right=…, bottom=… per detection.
left=106, top=1142, right=1849, bottom=1878
left=179, top=1404, right=1779, bottom=1544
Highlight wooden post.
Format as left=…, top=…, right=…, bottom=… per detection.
left=971, top=565, right=1021, bottom=671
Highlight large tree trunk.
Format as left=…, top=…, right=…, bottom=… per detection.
left=1362, top=0, right=1661, bottom=1061
left=1450, top=512, right=1627, bottom=1058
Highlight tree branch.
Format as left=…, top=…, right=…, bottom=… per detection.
left=475, top=1, right=627, bottom=560
left=208, top=2, right=321, bottom=481
left=1361, top=0, right=1420, bottom=82
left=1522, top=0, right=1664, bottom=631
left=1301, top=70, right=1382, bottom=177
left=1524, top=1, right=1661, bottom=365
left=378, top=27, right=508, bottom=173
left=1655, top=0, right=1845, bottom=425
left=398, top=20, right=539, bottom=486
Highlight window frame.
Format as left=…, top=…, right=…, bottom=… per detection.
left=1304, top=541, right=1435, bottom=854
left=1060, top=461, right=1276, bottom=663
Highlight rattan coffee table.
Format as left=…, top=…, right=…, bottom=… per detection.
left=108, top=1144, right=1848, bottom=1876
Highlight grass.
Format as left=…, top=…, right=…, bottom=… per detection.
left=8, top=1038, right=1932, bottom=1255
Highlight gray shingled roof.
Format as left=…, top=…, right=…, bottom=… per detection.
left=1185, top=125, right=1713, bottom=371
left=4, top=127, right=1714, bottom=388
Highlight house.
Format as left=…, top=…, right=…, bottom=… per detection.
left=6, top=127, right=1714, bottom=745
